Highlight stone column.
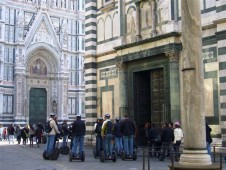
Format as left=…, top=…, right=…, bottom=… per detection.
left=117, top=62, right=127, bottom=117
left=180, top=0, right=211, bottom=166
left=135, top=1, right=141, bottom=41
left=151, top=0, right=157, bottom=37
left=165, top=51, right=180, bottom=122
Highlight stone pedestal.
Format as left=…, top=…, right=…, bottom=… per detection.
left=169, top=163, right=220, bottom=170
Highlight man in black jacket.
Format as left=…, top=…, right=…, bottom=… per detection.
left=120, top=114, right=135, bottom=158
left=159, top=122, right=174, bottom=161
left=71, top=114, right=86, bottom=157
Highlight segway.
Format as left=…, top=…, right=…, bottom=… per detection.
left=60, top=145, right=70, bottom=155
left=121, top=150, right=137, bottom=161
left=43, top=148, right=60, bottom=160
left=99, top=151, right=117, bottom=162
left=69, top=150, right=85, bottom=162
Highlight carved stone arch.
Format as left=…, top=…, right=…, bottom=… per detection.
left=97, top=18, right=105, bottom=42
left=105, top=14, right=112, bottom=40
left=113, top=11, right=119, bottom=38
left=140, top=1, right=152, bottom=29
left=25, top=43, right=60, bottom=73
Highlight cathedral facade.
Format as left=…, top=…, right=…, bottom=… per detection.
left=0, top=0, right=85, bottom=126
left=85, top=0, right=226, bottom=144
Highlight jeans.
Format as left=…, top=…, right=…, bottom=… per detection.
left=206, top=142, right=213, bottom=161
left=173, top=140, right=181, bottom=160
left=123, top=135, right=134, bottom=156
left=46, top=135, right=56, bottom=155
left=8, top=135, right=14, bottom=144
left=96, top=136, right=102, bottom=156
left=104, top=134, right=113, bottom=157
left=115, top=137, right=123, bottom=154
left=72, top=136, right=84, bottom=156
left=62, top=135, right=68, bottom=147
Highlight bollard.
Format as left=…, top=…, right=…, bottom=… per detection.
left=148, top=148, right=150, bottom=170
left=213, top=145, right=216, bottom=163
left=220, top=153, right=222, bottom=170
left=143, top=149, right=145, bottom=170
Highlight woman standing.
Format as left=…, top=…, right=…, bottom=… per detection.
left=173, top=122, right=183, bottom=162
left=29, top=124, right=35, bottom=147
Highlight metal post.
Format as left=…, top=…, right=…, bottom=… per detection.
left=220, top=153, right=222, bottom=170
left=213, top=145, right=216, bottom=162
left=148, top=148, right=150, bottom=170
left=143, top=149, right=145, bottom=170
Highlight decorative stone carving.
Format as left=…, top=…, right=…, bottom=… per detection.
left=165, top=51, right=179, bottom=62
left=117, top=61, right=126, bottom=72
left=62, top=19, right=68, bottom=48
left=32, top=20, right=53, bottom=45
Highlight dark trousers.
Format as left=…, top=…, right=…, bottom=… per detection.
left=173, top=140, right=181, bottom=161
left=159, top=142, right=174, bottom=161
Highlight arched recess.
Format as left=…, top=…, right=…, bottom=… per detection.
left=113, top=12, right=119, bottom=38
left=97, top=18, right=105, bottom=42
left=140, top=1, right=152, bottom=29
left=105, top=15, right=112, bottom=40
left=126, top=6, right=136, bottom=43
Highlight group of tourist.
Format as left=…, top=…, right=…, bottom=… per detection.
left=0, top=123, right=44, bottom=147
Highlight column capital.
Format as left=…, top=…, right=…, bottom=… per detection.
left=116, top=61, right=127, bottom=72
left=165, top=51, right=179, bottom=62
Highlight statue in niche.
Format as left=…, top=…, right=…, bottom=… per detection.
left=52, top=100, right=57, bottom=113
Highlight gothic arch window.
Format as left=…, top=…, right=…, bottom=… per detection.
left=113, top=12, right=119, bottom=38
left=30, top=58, right=47, bottom=76
left=97, top=18, right=104, bottom=42
left=105, top=15, right=112, bottom=40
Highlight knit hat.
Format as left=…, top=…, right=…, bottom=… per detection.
left=174, top=121, right=180, bottom=126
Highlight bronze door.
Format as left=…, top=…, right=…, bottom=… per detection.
left=29, top=88, right=47, bottom=125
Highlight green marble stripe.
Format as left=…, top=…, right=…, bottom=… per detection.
left=202, top=35, right=217, bottom=46
left=85, top=6, right=96, bottom=12
left=217, top=4, right=226, bottom=12
left=204, top=71, right=217, bottom=79
left=221, top=128, right=226, bottom=134
left=85, top=46, right=96, bottom=51
left=85, top=30, right=97, bottom=35
left=220, top=77, right=226, bottom=83
left=85, top=96, right=97, bottom=101
left=85, top=14, right=96, bottom=20
left=219, top=62, right=226, bottom=70
left=84, top=62, right=97, bottom=69
left=85, top=22, right=96, bottom=27
left=220, top=90, right=226, bottom=96
left=221, top=115, right=226, bottom=121
left=85, top=0, right=96, bottom=3
left=220, top=103, right=226, bottom=109
left=85, top=80, right=97, bottom=84
left=85, top=105, right=97, bottom=109
left=85, top=38, right=97, bottom=43
left=86, top=88, right=97, bottom=92
left=85, top=113, right=97, bottom=118
left=218, top=47, right=226, bottom=55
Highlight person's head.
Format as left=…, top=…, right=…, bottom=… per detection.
left=63, top=119, right=68, bottom=123
left=124, top=114, right=129, bottom=118
left=115, top=117, right=120, bottom=123
left=50, top=113, right=55, bottom=118
left=76, top=114, right=81, bottom=120
left=98, top=117, right=103, bottom=122
left=169, top=121, right=173, bottom=128
left=104, top=114, right=110, bottom=120
left=164, top=122, right=169, bottom=127
left=174, top=121, right=180, bottom=128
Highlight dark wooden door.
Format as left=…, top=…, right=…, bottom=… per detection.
left=29, top=88, right=47, bottom=125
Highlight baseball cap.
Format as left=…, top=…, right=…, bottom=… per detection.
left=104, top=114, right=110, bottom=118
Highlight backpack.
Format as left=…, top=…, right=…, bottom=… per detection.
left=45, top=120, right=52, bottom=133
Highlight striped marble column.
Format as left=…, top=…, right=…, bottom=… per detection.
left=84, top=0, right=97, bottom=135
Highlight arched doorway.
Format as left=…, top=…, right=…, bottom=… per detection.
left=29, top=88, right=47, bottom=125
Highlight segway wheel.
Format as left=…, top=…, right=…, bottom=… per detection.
left=81, top=151, right=85, bottom=162
left=69, top=151, right=73, bottom=162
left=93, top=147, right=97, bottom=158
left=51, top=148, right=60, bottom=160
left=100, top=151, right=105, bottom=162
left=112, top=152, right=117, bottom=162
left=42, top=150, right=49, bottom=160
left=121, top=151, right=126, bottom=160
left=133, top=152, right=137, bottom=160
left=61, top=146, right=70, bottom=155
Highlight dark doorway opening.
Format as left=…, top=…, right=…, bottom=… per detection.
left=134, top=68, right=164, bottom=146
left=29, top=88, right=47, bottom=126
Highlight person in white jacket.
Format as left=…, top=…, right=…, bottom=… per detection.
left=173, top=122, right=183, bottom=161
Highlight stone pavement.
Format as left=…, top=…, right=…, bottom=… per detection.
left=0, top=140, right=213, bottom=170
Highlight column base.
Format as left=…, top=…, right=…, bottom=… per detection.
left=169, top=163, right=220, bottom=170
left=179, top=149, right=212, bottom=166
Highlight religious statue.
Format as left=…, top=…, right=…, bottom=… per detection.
left=52, top=100, right=57, bottom=113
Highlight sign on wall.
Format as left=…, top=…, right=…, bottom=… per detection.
left=100, top=67, right=118, bottom=80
